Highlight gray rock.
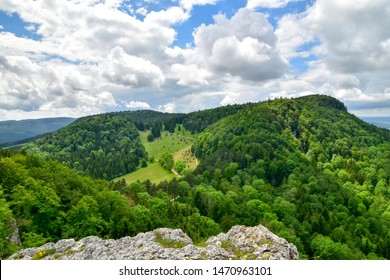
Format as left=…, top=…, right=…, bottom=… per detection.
left=9, top=222, right=22, bottom=247
left=8, top=224, right=299, bottom=260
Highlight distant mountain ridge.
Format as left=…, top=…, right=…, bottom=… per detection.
left=360, top=117, right=390, bottom=130
left=0, top=117, right=76, bottom=145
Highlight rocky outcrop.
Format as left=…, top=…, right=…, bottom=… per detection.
left=8, top=224, right=299, bottom=260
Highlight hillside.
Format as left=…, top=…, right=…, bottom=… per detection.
left=22, top=114, right=147, bottom=180
left=2, top=95, right=390, bottom=260
left=20, top=104, right=249, bottom=181
left=0, top=117, right=76, bottom=145
left=0, top=149, right=223, bottom=259
left=190, top=95, right=390, bottom=259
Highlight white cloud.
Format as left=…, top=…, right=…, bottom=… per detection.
left=101, top=46, right=165, bottom=88
left=136, top=7, right=148, bottom=16
left=276, top=13, right=316, bottom=60
left=123, top=101, right=151, bottom=110
left=24, top=24, right=36, bottom=31
left=246, top=0, right=300, bottom=9
left=145, top=7, right=189, bottom=26
left=159, top=102, right=176, bottom=113
left=307, top=0, right=390, bottom=73
left=180, top=0, right=219, bottom=10
left=0, top=0, right=389, bottom=120
left=170, top=64, right=210, bottom=86
left=194, top=8, right=287, bottom=82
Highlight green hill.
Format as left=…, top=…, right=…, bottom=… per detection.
left=191, top=95, right=390, bottom=259
left=22, top=114, right=147, bottom=180
left=21, top=104, right=249, bottom=181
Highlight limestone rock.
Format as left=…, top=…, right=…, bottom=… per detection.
left=8, top=224, right=299, bottom=260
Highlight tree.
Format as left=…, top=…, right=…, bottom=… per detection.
left=174, top=160, right=186, bottom=174
left=0, top=193, right=15, bottom=258
left=147, top=133, right=154, bottom=142
left=160, top=153, right=174, bottom=171
left=311, top=235, right=358, bottom=260
left=64, top=196, right=107, bottom=239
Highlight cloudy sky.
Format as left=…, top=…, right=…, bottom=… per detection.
left=0, top=0, right=389, bottom=120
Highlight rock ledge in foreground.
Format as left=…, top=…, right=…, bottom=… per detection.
left=9, top=224, right=299, bottom=260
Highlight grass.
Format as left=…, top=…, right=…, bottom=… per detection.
left=116, top=162, right=175, bottom=184
left=154, top=232, right=187, bottom=249
left=173, top=145, right=197, bottom=170
left=139, top=130, right=194, bottom=160
left=32, top=249, right=56, bottom=260
left=114, top=126, right=196, bottom=184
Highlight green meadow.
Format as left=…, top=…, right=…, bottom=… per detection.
left=114, top=126, right=196, bottom=184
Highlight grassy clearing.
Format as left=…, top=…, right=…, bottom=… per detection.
left=139, top=130, right=193, bottom=160
left=115, top=161, right=175, bottom=184
left=115, top=126, right=196, bottom=184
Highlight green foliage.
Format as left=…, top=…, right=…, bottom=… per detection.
left=31, top=248, right=56, bottom=260
left=22, top=232, right=49, bottom=248
left=147, top=133, right=154, bottom=142
left=64, top=196, right=108, bottom=239
left=311, top=235, right=359, bottom=260
left=160, top=153, right=174, bottom=171
left=22, top=114, right=147, bottom=180
left=0, top=192, right=15, bottom=258
left=186, top=95, right=390, bottom=259
left=154, top=232, right=187, bottom=248
left=174, top=160, right=186, bottom=174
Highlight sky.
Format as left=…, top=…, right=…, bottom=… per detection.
left=0, top=0, right=389, bottom=120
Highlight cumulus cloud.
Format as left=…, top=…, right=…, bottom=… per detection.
left=276, top=13, right=317, bottom=60
left=180, top=0, right=219, bottom=11
left=123, top=101, right=151, bottom=110
left=145, top=6, right=189, bottom=26
left=101, top=46, right=165, bottom=88
left=170, top=64, right=210, bottom=86
left=246, top=0, right=300, bottom=9
left=159, top=102, right=176, bottom=113
left=0, top=53, right=117, bottom=115
left=194, top=8, right=287, bottom=81
left=0, top=0, right=389, bottom=119
left=307, top=0, right=390, bottom=73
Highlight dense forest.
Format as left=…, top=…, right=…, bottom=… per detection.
left=1, top=95, right=390, bottom=260
left=22, top=114, right=147, bottom=180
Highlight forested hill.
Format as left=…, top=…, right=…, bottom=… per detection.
left=190, top=95, right=390, bottom=259
left=20, top=103, right=250, bottom=180
left=22, top=114, right=147, bottom=180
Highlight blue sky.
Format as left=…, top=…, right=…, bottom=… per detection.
left=0, top=0, right=389, bottom=120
